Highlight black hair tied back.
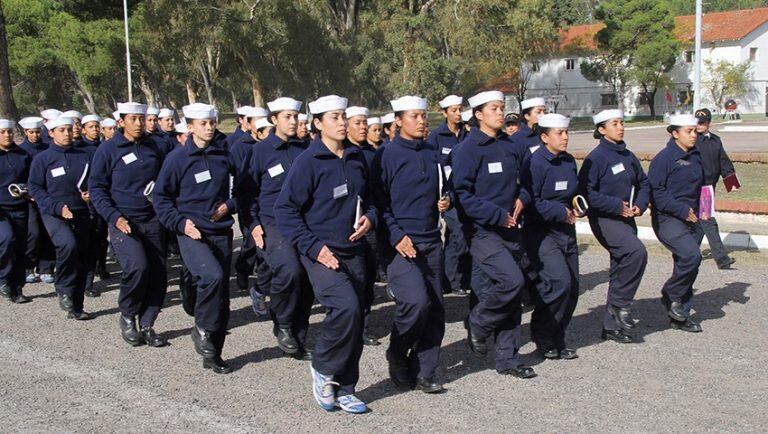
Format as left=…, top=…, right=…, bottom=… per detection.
left=593, top=121, right=606, bottom=140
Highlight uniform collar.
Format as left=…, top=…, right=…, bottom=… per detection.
left=518, top=123, right=535, bottom=137
left=0, top=144, right=25, bottom=155
left=113, top=131, right=151, bottom=148
left=22, top=138, right=46, bottom=150
left=49, top=142, right=77, bottom=153
left=466, top=127, right=496, bottom=147
left=264, top=130, right=298, bottom=150
left=435, top=121, right=461, bottom=137
left=598, top=137, right=627, bottom=152
left=665, top=137, right=699, bottom=159
left=309, top=137, right=360, bottom=160
left=184, top=134, right=226, bottom=155
left=540, top=146, right=568, bottom=162
left=393, top=135, right=425, bottom=150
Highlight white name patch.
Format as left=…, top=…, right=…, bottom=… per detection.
left=194, top=170, right=211, bottom=184
left=611, top=163, right=625, bottom=175
left=529, top=145, right=540, bottom=154
left=268, top=164, right=284, bottom=178
left=333, top=183, right=348, bottom=199
left=51, top=167, right=66, bottom=178
left=441, top=147, right=452, bottom=155
left=122, top=152, right=138, bottom=165
left=555, top=181, right=568, bottom=191
left=488, top=162, right=503, bottom=174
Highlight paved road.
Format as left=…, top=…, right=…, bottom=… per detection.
left=1, top=238, right=766, bottom=432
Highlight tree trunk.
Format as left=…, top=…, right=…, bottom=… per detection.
left=0, top=4, right=17, bottom=120
left=198, top=63, right=215, bottom=105
left=647, top=88, right=657, bottom=118
left=251, top=76, right=264, bottom=107
left=69, top=70, right=96, bottom=113
left=138, top=73, right=156, bottom=107
left=230, top=89, right=237, bottom=111
left=185, top=80, right=197, bottom=104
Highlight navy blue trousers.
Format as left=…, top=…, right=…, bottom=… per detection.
left=653, top=214, right=704, bottom=315
left=85, top=211, right=108, bottom=291
left=698, top=217, right=729, bottom=264
left=387, top=239, right=445, bottom=378
left=468, top=229, right=527, bottom=372
left=362, top=236, right=377, bottom=331
left=0, top=207, right=29, bottom=293
left=26, top=203, right=55, bottom=274
left=110, top=216, right=167, bottom=327
left=42, top=212, right=91, bottom=312
left=443, top=208, right=471, bottom=290
left=589, top=216, right=648, bottom=330
left=301, top=251, right=366, bottom=395
left=234, top=220, right=259, bottom=287
left=527, top=226, right=580, bottom=352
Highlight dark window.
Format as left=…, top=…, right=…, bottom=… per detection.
left=750, top=47, right=758, bottom=62
left=565, top=58, right=576, bottom=70
left=600, top=93, right=618, bottom=106
left=684, top=51, right=693, bottom=63
left=531, top=61, right=540, bottom=72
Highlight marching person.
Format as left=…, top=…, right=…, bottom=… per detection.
left=246, top=97, right=312, bottom=360
left=694, top=108, right=736, bottom=269
left=80, top=114, right=111, bottom=287
left=510, top=97, right=547, bottom=154
left=296, top=113, right=310, bottom=143
left=154, top=103, right=240, bottom=372
left=522, top=113, right=581, bottom=361
left=452, top=91, right=535, bottom=378
left=366, top=117, right=383, bottom=150
left=375, top=95, right=448, bottom=393
left=28, top=115, right=92, bottom=320
left=19, top=117, right=56, bottom=285
left=648, top=114, right=705, bottom=333
left=504, top=113, right=520, bottom=136
left=101, top=118, right=118, bottom=141
left=154, top=108, right=177, bottom=151
left=578, top=110, right=650, bottom=343
left=61, top=110, right=83, bottom=141
left=0, top=119, right=33, bottom=303
left=144, top=107, right=160, bottom=135
left=226, top=105, right=252, bottom=148
left=89, top=102, right=169, bottom=348
left=40, top=109, right=62, bottom=145
left=275, top=95, right=376, bottom=413
left=380, top=112, right=396, bottom=146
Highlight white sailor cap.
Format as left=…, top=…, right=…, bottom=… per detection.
left=100, top=118, right=117, bottom=128
left=45, top=116, right=75, bottom=130
left=182, top=103, right=217, bottom=120
left=81, top=114, right=102, bottom=125
left=246, top=107, right=269, bottom=119
left=439, top=95, right=463, bottom=109
left=158, top=108, right=175, bottom=119
left=367, top=117, right=381, bottom=126
left=117, top=102, right=148, bottom=115
left=390, top=96, right=427, bottom=112
left=254, top=118, right=273, bottom=131
left=521, top=97, right=546, bottom=110
left=19, top=117, right=44, bottom=130
left=381, top=113, right=395, bottom=124
left=345, top=106, right=369, bottom=118
left=174, top=121, right=188, bottom=134
left=538, top=113, right=570, bottom=129
left=297, top=113, right=308, bottom=122
left=0, top=119, right=15, bottom=129
left=468, top=91, right=504, bottom=109
left=112, top=111, right=120, bottom=120
left=309, top=95, right=348, bottom=115
left=669, top=113, right=698, bottom=127
left=40, top=109, right=62, bottom=120
left=592, top=109, right=624, bottom=125
left=60, top=110, right=83, bottom=120
left=267, top=97, right=302, bottom=113
left=461, top=109, right=472, bottom=122
left=236, top=105, right=253, bottom=116
left=146, top=107, right=160, bottom=116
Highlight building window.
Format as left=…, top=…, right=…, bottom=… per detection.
left=565, top=58, right=576, bottom=70
left=531, top=61, right=540, bottom=72
left=678, top=90, right=694, bottom=105
left=601, top=93, right=618, bottom=106
left=750, top=47, right=758, bottom=62
left=684, top=51, right=693, bottom=63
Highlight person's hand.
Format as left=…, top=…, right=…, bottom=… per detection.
left=316, top=245, right=339, bottom=270
left=632, top=205, right=642, bottom=217
left=251, top=225, right=264, bottom=249
left=81, top=191, right=90, bottom=203
left=686, top=208, right=699, bottom=223
left=700, top=211, right=709, bottom=221
left=503, top=213, right=516, bottom=229
left=115, top=216, right=131, bottom=234
left=61, top=204, right=73, bottom=219
left=210, top=202, right=228, bottom=222
left=511, top=198, right=524, bottom=223
left=437, top=196, right=450, bottom=213
left=620, top=201, right=634, bottom=218
left=184, top=219, right=202, bottom=240
left=349, top=216, right=372, bottom=241
left=395, top=235, right=417, bottom=259
left=565, top=208, right=576, bottom=225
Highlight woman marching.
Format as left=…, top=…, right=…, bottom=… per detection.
left=153, top=103, right=240, bottom=373
left=275, top=95, right=376, bottom=414
left=452, top=91, right=535, bottom=379
left=648, top=114, right=705, bottom=333
left=510, top=97, right=548, bottom=155
left=521, top=113, right=581, bottom=360
left=578, top=110, right=650, bottom=343
left=28, top=115, right=93, bottom=319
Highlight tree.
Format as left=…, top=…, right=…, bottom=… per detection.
left=0, top=1, right=18, bottom=119
left=702, top=59, right=753, bottom=113
left=667, top=0, right=768, bottom=15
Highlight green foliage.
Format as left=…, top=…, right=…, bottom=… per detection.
left=667, top=0, right=768, bottom=15
left=703, top=59, right=753, bottom=111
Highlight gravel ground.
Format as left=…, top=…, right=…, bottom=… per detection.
left=1, top=236, right=766, bottom=433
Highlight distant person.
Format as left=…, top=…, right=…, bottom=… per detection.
left=504, top=113, right=520, bottom=136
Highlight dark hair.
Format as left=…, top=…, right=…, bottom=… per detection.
left=666, top=125, right=682, bottom=134
left=310, top=114, right=322, bottom=134
left=532, top=122, right=551, bottom=136
left=593, top=121, right=606, bottom=139
left=468, top=103, right=489, bottom=129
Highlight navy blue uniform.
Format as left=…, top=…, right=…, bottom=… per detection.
left=374, top=135, right=445, bottom=379
left=648, top=139, right=704, bottom=315
left=89, top=131, right=167, bottom=328
left=154, top=135, right=239, bottom=355
left=695, top=132, right=735, bottom=265
left=77, top=136, right=108, bottom=293
left=452, top=128, right=531, bottom=372
left=225, top=125, right=246, bottom=149
left=229, top=134, right=263, bottom=290
left=509, top=123, right=543, bottom=156
left=275, top=137, right=377, bottom=395
left=19, top=139, right=55, bottom=276
left=578, top=138, right=650, bottom=331
left=522, top=146, right=580, bottom=353
left=28, top=143, right=92, bottom=313
left=0, top=145, right=32, bottom=297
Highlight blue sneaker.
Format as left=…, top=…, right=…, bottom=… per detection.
left=40, top=274, right=55, bottom=284
left=336, top=394, right=367, bottom=414
left=25, top=272, right=40, bottom=284
left=249, top=286, right=269, bottom=320
left=310, top=364, right=338, bottom=411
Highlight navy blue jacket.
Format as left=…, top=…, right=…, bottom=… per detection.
left=521, top=146, right=579, bottom=228
left=578, top=138, right=650, bottom=218
left=275, top=137, right=378, bottom=259
left=426, top=121, right=466, bottom=166
left=89, top=131, right=166, bottom=225
left=41, top=127, right=52, bottom=146
left=152, top=129, right=177, bottom=155
left=76, top=137, right=100, bottom=158
left=20, top=139, right=48, bottom=159
left=373, top=135, right=444, bottom=245
left=360, top=142, right=377, bottom=169
left=245, top=131, right=306, bottom=229
left=451, top=128, right=531, bottom=233
left=648, top=138, right=704, bottom=221
left=153, top=135, right=239, bottom=235
left=0, top=145, right=32, bottom=210
left=509, top=123, right=543, bottom=156
left=695, top=132, right=735, bottom=187
left=226, top=126, right=246, bottom=147
left=28, top=143, right=91, bottom=216
left=230, top=133, right=257, bottom=176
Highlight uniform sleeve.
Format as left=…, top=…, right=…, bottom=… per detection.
left=372, top=148, right=408, bottom=246
left=648, top=155, right=690, bottom=220
left=274, top=160, right=324, bottom=259
left=88, top=146, right=121, bottom=226
left=360, top=156, right=378, bottom=230
left=246, top=149, right=263, bottom=230
left=521, top=158, right=568, bottom=223
left=633, top=156, right=651, bottom=213
left=452, top=147, right=507, bottom=226
left=718, top=140, right=735, bottom=179
left=28, top=156, right=64, bottom=216
left=577, top=156, right=623, bottom=216
left=152, top=155, right=186, bottom=233
left=225, top=153, right=241, bottom=216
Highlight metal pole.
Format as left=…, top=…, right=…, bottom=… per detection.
left=123, top=0, right=133, bottom=102
left=693, top=0, right=702, bottom=112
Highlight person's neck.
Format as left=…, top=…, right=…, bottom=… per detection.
left=192, top=135, right=209, bottom=149
left=347, top=135, right=361, bottom=146
left=479, top=123, right=497, bottom=138
left=674, top=140, right=691, bottom=153
left=399, top=131, right=419, bottom=141
left=123, top=130, right=141, bottom=142
left=275, top=129, right=290, bottom=142
left=0, top=143, right=11, bottom=151
left=322, top=136, right=345, bottom=157
left=545, top=144, right=563, bottom=155
left=250, top=131, right=260, bottom=141
left=55, top=141, right=71, bottom=149
left=446, top=120, right=459, bottom=135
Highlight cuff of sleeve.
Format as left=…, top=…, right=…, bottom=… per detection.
left=674, top=204, right=691, bottom=221
left=307, top=240, right=324, bottom=261
left=491, top=206, right=507, bottom=226
left=54, top=202, right=65, bottom=216
left=364, top=211, right=377, bottom=230
left=226, top=198, right=238, bottom=214
left=108, top=212, right=121, bottom=227
left=175, top=219, right=187, bottom=234
left=388, top=227, right=407, bottom=247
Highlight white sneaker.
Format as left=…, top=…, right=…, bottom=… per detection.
left=336, top=394, right=367, bottom=414
left=310, top=364, right=338, bottom=411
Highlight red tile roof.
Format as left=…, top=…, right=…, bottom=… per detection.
left=560, top=7, right=768, bottom=51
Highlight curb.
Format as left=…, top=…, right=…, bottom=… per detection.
left=575, top=221, right=768, bottom=251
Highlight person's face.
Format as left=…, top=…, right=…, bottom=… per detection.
left=24, top=129, right=41, bottom=143
left=525, top=106, right=546, bottom=126
left=144, top=115, right=158, bottom=132
left=296, top=120, right=308, bottom=138
left=83, top=121, right=100, bottom=141
left=505, top=123, right=519, bottom=136
left=696, top=120, right=710, bottom=134
left=540, top=128, right=569, bottom=154
left=271, top=111, right=298, bottom=138
left=71, top=119, right=82, bottom=138
left=673, top=126, right=697, bottom=150
left=159, top=117, right=175, bottom=132
left=599, top=118, right=624, bottom=143
left=316, top=110, right=347, bottom=142
left=396, top=110, right=427, bottom=140
left=102, top=126, right=116, bottom=140
left=256, top=127, right=270, bottom=141
left=122, top=114, right=145, bottom=139
left=0, top=128, right=13, bottom=147
left=51, top=125, right=73, bottom=146
left=190, top=118, right=216, bottom=142
left=443, top=105, right=462, bottom=125
left=476, top=101, right=505, bottom=131
left=367, top=123, right=382, bottom=144
left=346, top=115, right=367, bottom=144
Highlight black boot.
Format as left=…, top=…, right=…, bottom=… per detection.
left=140, top=326, right=168, bottom=347
left=203, top=355, right=233, bottom=374
left=119, top=315, right=143, bottom=346
left=191, top=325, right=216, bottom=357
left=275, top=326, right=299, bottom=354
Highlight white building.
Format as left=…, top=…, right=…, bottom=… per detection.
left=506, top=7, right=768, bottom=118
